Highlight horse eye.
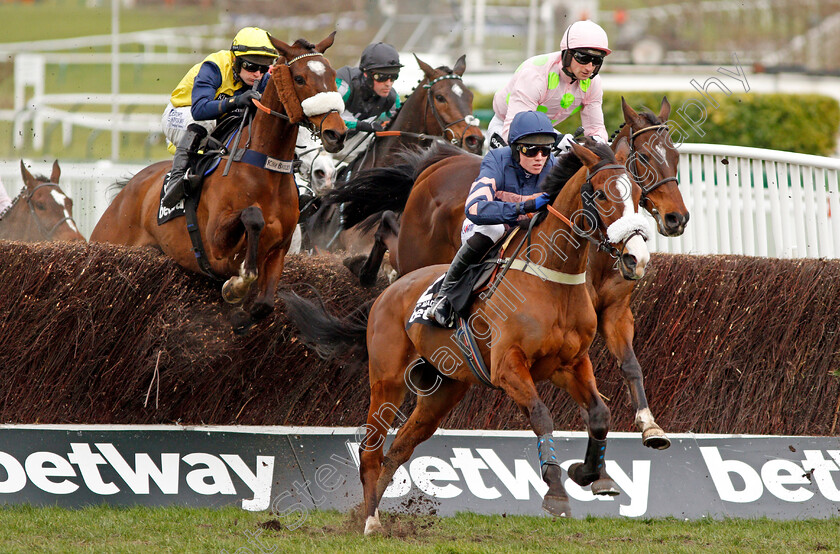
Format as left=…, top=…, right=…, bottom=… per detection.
left=593, top=190, right=607, bottom=200
left=435, top=94, right=445, bottom=103
left=637, top=152, right=649, bottom=163
left=294, top=75, right=306, bottom=85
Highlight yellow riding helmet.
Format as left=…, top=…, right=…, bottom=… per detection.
left=230, top=27, right=278, bottom=63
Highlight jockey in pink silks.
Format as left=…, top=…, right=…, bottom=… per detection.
left=486, top=20, right=612, bottom=152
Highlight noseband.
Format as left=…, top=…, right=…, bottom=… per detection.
left=422, top=74, right=482, bottom=148
left=628, top=124, right=679, bottom=209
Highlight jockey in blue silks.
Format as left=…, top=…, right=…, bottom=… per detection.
left=427, top=110, right=560, bottom=327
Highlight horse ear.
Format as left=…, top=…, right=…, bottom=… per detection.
left=453, top=54, right=466, bottom=76
left=20, top=160, right=36, bottom=189
left=570, top=141, right=599, bottom=167
left=50, top=160, right=60, bottom=184
left=659, top=96, right=671, bottom=121
left=621, top=97, right=645, bottom=128
left=413, top=54, right=436, bottom=80
left=315, top=31, right=336, bottom=54
left=614, top=137, right=631, bottom=164
left=269, top=35, right=293, bottom=60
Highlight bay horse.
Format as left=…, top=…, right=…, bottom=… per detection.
left=0, top=160, right=85, bottom=242
left=89, top=33, right=347, bottom=332
left=330, top=97, right=689, bottom=448
left=301, top=54, right=484, bottom=253
left=282, top=139, right=651, bottom=532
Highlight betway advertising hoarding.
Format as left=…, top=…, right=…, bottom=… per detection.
left=0, top=425, right=838, bottom=520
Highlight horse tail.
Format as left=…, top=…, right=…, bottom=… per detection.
left=107, top=176, right=133, bottom=195
left=279, top=289, right=371, bottom=362
left=324, top=141, right=468, bottom=230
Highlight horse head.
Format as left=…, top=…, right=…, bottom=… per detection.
left=414, top=54, right=485, bottom=154
left=617, top=96, right=689, bottom=237
left=268, top=32, right=347, bottom=153
left=296, top=131, right=336, bottom=195
left=13, top=160, right=85, bottom=242
left=570, top=138, right=651, bottom=280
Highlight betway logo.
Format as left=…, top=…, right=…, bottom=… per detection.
left=701, top=447, right=840, bottom=502
left=344, top=443, right=651, bottom=517
left=0, top=443, right=273, bottom=511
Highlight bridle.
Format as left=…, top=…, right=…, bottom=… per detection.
left=422, top=73, right=482, bottom=148
left=545, top=160, right=636, bottom=259
left=0, top=182, right=78, bottom=240
left=627, top=123, right=679, bottom=210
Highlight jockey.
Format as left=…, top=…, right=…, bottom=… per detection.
left=161, top=27, right=278, bottom=208
left=427, top=110, right=559, bottom=327
left=486, top=19, right=611, bottom=151
left=333, top=42, right=403, bottom=169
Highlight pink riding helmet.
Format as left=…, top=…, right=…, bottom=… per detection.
left=560, top=20, right=611, bottom=79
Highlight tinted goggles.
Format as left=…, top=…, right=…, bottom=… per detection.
left=516, top=144, right=552, bottom=158
left=572, top=51, right=604, bottom=66
left=371, top=72, right=399, bottom=83
left=241, top=60, right=270, bottom=73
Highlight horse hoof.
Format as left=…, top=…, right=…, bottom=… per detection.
left=222, top=281, right=243, bottom=304
left=642, top=429, right=671, bottom=450
left=591, top=478, right=620, bottom=497
left=363, top=509, right=384, bottom=536
left=542, top=494, right=571, bottom=518
left=567, top=462, right=598, bottom=487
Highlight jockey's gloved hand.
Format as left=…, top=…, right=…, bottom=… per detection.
left=232, top=89, right=261, bottom=109
left=355, top=120, right=384, bottom=133
left=555, top=133, right=576, bottom=153
left=522, top=193, right=551, bottom=213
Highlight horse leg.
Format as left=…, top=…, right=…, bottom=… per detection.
left=359, top=374, right=408, bottom=536
left=356, top=210, right=399, bottom=287
left=599, top=304, right=670, bottom=450
left=221, top=206, right=264, bottom=304
left=372, top=377, right=470, bottom=509
left=552, top=356, right=620, bottom=497
left=497, top=346, right=570, bottom=517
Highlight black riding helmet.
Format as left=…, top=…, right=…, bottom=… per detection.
left=359, top=42, right=402, bottom=87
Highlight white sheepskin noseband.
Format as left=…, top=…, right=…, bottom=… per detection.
left=300, top=92, right=344, bottom=117
left=607, top=213, right=652, bottom=244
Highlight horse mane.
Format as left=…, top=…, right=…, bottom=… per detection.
left=395, top=140, right=467, bottom=181
left=289, top=38, right=316, bottom=52
left=108, top=177, right=132, bottom=195
left=540, top=140, right=616, bottom=200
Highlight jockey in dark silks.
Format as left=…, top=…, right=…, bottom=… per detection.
left=161, top=27, right=277, bottom=209
left=427, top=110, right=560, bottom=327
left=333, top=42, right=403, bottom=168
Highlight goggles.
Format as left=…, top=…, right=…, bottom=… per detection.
left=241, top=60, right=270, bottom=73
left=516, top=144, right=552, bottom=158
left=571, top=51, right=605, bottom=66
left=371, top=72, right=399, bottom=83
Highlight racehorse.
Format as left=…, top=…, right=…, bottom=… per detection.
left=301, top=54, right=484, bottom=253
left=282, top=139, right=651, bottom=532
left=329, top=97, right=689, bottom=448
left=89, top=33, right=347, bottom=332
left=0, top=160, right=85, bottom=242
left=296, top=129, right=336, bottom=196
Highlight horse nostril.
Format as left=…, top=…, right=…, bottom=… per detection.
left=664, top=212, right=685, bottom=231
left=621, top=253, right=637, bottom=272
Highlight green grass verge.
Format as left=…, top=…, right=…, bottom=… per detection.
left=0, top=506, right=837, bottom=553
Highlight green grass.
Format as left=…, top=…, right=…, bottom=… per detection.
left=0, top=507, right=837, bottom=553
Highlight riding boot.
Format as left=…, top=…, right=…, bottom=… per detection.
left=426, top=233, right=494, bottom=327
left=162, top=126, right=204, bottom=209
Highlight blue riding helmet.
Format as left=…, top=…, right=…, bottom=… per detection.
left=508, top=111, right=559, bottom=145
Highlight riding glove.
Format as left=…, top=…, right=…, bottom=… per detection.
left=555, top=134, right=576, bottom=153
left=355, top=120, right=384, bottom=133
left=232, top=89, right=261, bottom=109
left=521, top=193, right=551, bottom=213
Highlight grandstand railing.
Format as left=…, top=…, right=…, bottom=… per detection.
left=3, top=144, right=840, bottom=259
